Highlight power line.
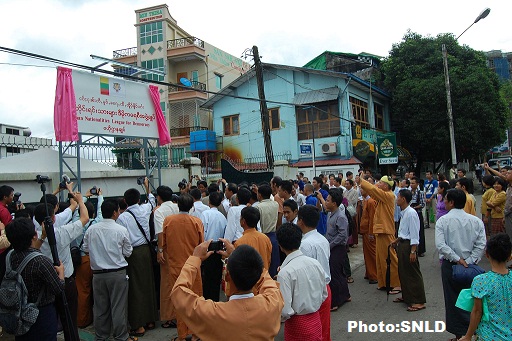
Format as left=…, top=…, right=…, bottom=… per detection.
left=0, top=62, right=54, bottom=68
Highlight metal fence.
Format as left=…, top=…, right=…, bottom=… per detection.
left=1, top=135, right=293, bottom=174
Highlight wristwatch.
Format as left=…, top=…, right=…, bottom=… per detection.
left=158, top=248, right=164, bottom=253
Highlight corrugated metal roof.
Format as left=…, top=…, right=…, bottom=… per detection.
left=293, top=87, right=339, bottom=105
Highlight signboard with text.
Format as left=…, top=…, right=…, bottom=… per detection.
left=72, top=70, right=159, bottom=138
left=377, top=132, right=398, bottom=165
left=300, top=144, right=312, bottom=155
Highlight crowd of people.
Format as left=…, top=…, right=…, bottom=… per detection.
left=0, top=164, right=510, bottom=341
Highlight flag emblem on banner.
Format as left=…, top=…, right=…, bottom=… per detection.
left=100, top=77, right=109, bottom=95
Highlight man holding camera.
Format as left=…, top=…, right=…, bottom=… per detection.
left=199, top=191, right=227, bottom=302
left=34, top=191, right=90, bottom=341
left=116, top=177, right=158, bottom=337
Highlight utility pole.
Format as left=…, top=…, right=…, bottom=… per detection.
left=253, top=45, right=274, bottom=169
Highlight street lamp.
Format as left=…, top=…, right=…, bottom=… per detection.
left=443, top=8, right=490, bottom=167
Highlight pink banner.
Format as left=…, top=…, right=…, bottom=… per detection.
left=149, top=85, right=171, bottom=146
left=54, top=67, right=78, bottom=141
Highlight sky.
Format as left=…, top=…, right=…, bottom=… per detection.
left=0, top=0, right=510, bottom=138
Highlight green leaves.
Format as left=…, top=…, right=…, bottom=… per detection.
left=381, top=32, right=509, bottom=161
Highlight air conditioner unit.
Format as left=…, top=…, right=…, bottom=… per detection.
left=321, top=142, right=337, bottom=154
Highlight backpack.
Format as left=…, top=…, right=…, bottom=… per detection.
left=343, top=204, right=355, bottom=236
left=0, top=250, right=44, bottom=336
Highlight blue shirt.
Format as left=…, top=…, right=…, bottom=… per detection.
left=200, top=207, right=227, bottom=241
left=424, top=179, right=438, bottom=199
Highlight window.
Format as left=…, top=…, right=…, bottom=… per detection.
left=6, top=146, right=20, bottom=154
left=160, top=102, right=165, bottom=117
left=223, top=115, right=239, bottom=136
left=5, top=128, right=19, bottom=135
left=295, top=101, right=340, bottom=140
left=191, top=70, right=199, bottom=83
left=267, top=108, right=280, bottom=130
left=350, top=97, right=369, bottom=129
left=139, top=21, right=163, bottom=45
left=215, top=73, right=223, bottom=89
left=141, top=58, right=164, bottom=82
left=374, top=103, right=384, bottom=130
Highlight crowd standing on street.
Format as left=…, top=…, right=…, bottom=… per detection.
left=0, top=164, right=511, bottom=341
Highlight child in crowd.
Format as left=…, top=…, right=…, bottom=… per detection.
left=459, top=233, right=512, bottom=341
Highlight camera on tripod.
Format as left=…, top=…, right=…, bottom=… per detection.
left=35, top=175, right=51, bottom=184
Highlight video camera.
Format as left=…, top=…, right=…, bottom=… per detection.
left=13, top=192, right=21, bottom=205
left=35, top=174, right=51, bottom=184
left=178, top=178, right=188, bottom=189
left=59, top=174, right=71, bottom=189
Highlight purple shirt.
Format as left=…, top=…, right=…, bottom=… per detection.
left=436, top=194, right=448, bottom=220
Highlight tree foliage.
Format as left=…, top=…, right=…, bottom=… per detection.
left=381, top=31, right=509, bottom=163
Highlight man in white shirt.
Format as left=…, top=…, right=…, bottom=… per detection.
left=391, top=189, right=426, bottom=312
left=225, top=188, right=252, bottom=243
left=83, top=199, right=133, bottom=341
left=298, top=204, right=331, bottom=341
left=221, top=182, right=238, bottom=215
left=190, top=188, right=210, bottom=219
left=199, top=191, right=227, bottom=301
left=435, top=189, right=486, bottom=340
left=154, top=185, right=179, bottom=328
left=116, top=178, right=158, bottom=336
left=277, top=223, right=327, bottom=341
left=282, top=199, right=298, bottom=225
left=34, top=191, right=89, bottom=341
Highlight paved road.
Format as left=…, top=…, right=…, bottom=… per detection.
left=2, top=193, right=489, bottom=341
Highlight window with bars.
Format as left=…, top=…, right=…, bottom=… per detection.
left=140, top=21, right=163, bottom=45
left=223, top=115, right=239, bottom=136
left=350, top=97, right=370, bottom=129
left=295, top=101, right=340, bottom=140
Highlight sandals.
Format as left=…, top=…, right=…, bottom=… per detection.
left=388, top=289, right=402, bottom=295
left=145, top=323, right=155, bottom=330
left=129, top=329, right=145, bottom=337
left=407, top=305, right=426, bottom=312
left=161, top=320, right=177, bottom=328
left=393, top=297, right=404, bottom=303
left=347, top=277, right=354, bottom=283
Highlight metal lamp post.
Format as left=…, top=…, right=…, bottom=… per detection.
left=443, top=8, right=490, bottom=167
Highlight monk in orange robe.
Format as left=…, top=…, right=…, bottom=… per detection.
left=223, top=206, right=272, bottom=297
left=162, top=193, right=204, bottom=341
left=356, top=174, right=401, bottom=292
left=359, top=187, right=378, bottom=283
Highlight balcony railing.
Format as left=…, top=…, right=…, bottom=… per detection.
left=169, top=81, right=206, bottom=92
left=113, top=47, right=137, bottom=59
left=167, top=37, right=204, bottom=49
left=169, top=126, right=208, bottom=137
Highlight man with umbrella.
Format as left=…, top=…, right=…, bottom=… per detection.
left=355, top=173, right=401, bottom=295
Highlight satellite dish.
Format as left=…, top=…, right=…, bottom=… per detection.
left=180, top=77, right=192, bottom=87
